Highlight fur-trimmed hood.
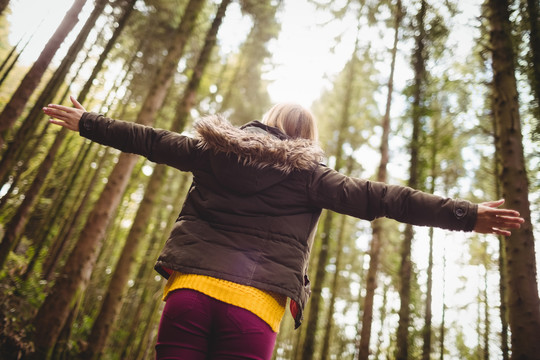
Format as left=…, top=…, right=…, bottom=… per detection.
left=193, top=114, right=325, bottom=175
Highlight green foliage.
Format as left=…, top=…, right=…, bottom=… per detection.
left=218, top=0, right=281, bottom=124
left=313, top=48, right=381, bottom=161
left=0, top=251, right=49, bottom=357
left=0, top=11, right=11, bottom=54
left=454, top=326, right=476, bottom=360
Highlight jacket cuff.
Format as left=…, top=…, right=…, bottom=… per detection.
left=79, top=111, right=101, bottom=138
left=453, top=199, right=478, bottom=232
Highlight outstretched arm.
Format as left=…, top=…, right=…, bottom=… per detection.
left=309, top=167, right=524, bottom=235
left=473, top=199, right=524, bottom=236
left=43, top=95, right=85, bottom=131
left=43, top=96, right=201, bottom=171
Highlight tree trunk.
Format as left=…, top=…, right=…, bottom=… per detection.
left=357, top=1, right=401, bottom=358
left=492, top=94, right=509, bottom=360
left=301, top=11, right=362, bottom=358
left=396, top=1, right=427, bottom=359
left=0, top=0, right=105, bottom=188
left=422, top=227, right=434, bottom=360
left=0, top=0, right=9, bottom=16
left=373, top=281, right=389, bottom=360
left=78, top=0, right=137, bottom=103
left=498, top=232, right=509, bottom=360
left=32, top=151, right=138, bottom=359
left=30, top=1, right=205, bottom=357
left=320, top=214, right=347, bottom=360
left=117, top=176, right=188, bottom=358
left=483, top=266, right=490, bottom=360
left=20, top=141, right=95, bottom=279
left=0, top=128, right=69, bottom=269
left=79, top=164, right=167, bottom=360
left=487, top=0, right=540, bottom=358
left=0, top=20, right=110, bottom=266
left=422, top=109, right=440, bottom=360
left=0, top=38, right=20, bottom=75
left=300, top=210, right=334, bottom=360
left=439, top=247, right=447, bottom=360
left=50, top=293, right=82, bottom=360
left=396, top=223, right=414, bottom=360
left=41, top=147, right=109, bottom=282
left=524, top=0, right=540, bottom=127
left=80, top=1, right=229, bottom=357
left=0, top=36, right=30, bottom=88
left=41, top=98, right=134, bottom=282
left=0, top=0, right=87, bottom=146
left=134, top=291, right=163, bottom=360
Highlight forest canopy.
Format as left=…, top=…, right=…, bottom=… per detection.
left=0, top=0, right=538, bottom=359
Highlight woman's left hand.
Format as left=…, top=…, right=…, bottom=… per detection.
left=473, top=199, right=524, bottom=236
left=43, top=95, right=86, bottom=132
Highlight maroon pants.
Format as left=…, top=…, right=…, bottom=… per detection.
left=155, top=289, right=277, bottom=360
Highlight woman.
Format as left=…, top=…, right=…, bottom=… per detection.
left=43, top=97, right=523, bottom=360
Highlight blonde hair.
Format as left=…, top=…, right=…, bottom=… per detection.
left=262, top=103, right=318, bottom=141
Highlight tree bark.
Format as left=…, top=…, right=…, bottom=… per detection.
left=0, top=0, right=119, bottom=184
left=524, top=0, right=540, bottom=126
left=483, top=266, right=490, bottom=360
left=20, top=141, right=95, bottom=279
left=117, top=176, right=188, bottom=358
left=32, top=151, right=138, bottom=359
left=373, top=281, right=389, bottom=359
left=30, top=0, right=205, bottom=357
left=300, top=210, right=334, bottom=360
left=79, top=164, right=167, bottom=360
left=0, top=38, right=20, bottom=75
left=357, top=1, right=401, bottom=358
left=0, top=36, right=30, bottom=88
left=492, top=90, right=510, bottom=360
left=320, top=214, right=347, bottom=360
left=77, top=0, right=137, bottom=103
left=422, top=108, right=440, bottom=360
left=0, top=128, right=69, bottom=269
left=41, top=147, right=108, bottom=282
left=300, top=8, right=363, bottom=357
left=396, top=1, right=427, bottom=359
left=0, top=0, right=108, bottom=269
left=80, top=1, right=229, bottom=357
left=0, top=0, right=87, bottom=146
left=487, top=0, right=540, bottom=358
left=0, top=0, right=9, bottom=17
left=301, top=52, right=355, bottom=360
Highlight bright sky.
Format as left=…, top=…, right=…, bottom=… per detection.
left=6, top=0, right=360, bottom=108
left=265, top=0, right=358, bottom=106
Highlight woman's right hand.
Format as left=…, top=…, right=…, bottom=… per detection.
left=43, top=95, right=86, bottom=132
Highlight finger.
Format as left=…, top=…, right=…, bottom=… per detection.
left=49, top=119, right=68, bottom=128
left=502, top=209, right=521, bottom=216
left=43, top=107, right=69, bottom=120
left=482, top=199, right=505, bottom=208
left=481, top=203, right=520, bottom=216
left=495, top=216, right=524, bottom=228
left=70, top=95, right=85, bottom=110
left=496, top=222, right=521, bottom=230
left=492, top=227, right=511, bottom=237
left=47, top=103, right=75, bottom=113
left=497, top=214, right=525, bottom=222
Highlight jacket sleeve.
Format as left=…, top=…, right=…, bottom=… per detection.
left=79, top=112, right=201, bottom=171
left=308, top=166, right=478, bottom=232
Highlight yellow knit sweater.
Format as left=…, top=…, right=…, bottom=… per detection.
left=163, top=272, right=286, bottom=332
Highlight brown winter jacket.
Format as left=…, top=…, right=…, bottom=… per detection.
left=79, top=111, right=478, bottom=328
